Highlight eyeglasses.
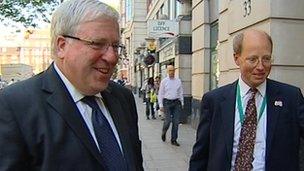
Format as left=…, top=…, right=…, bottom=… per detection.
left=245, top=56, right=273, bottom=66
left=62, top=35, right=124, bottom=55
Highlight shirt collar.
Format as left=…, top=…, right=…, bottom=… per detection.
left=53, top=63, right=102, bottom=103
left=238, top=75, right=266, bottom=98
left=166, top=76, right=177, bottom=80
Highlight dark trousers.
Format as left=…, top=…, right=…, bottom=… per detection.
left=162, top=99, right=181, bottom=141
left=145, top=98, right=155, bottom=118
left=142, top=90, right=146, bottom=103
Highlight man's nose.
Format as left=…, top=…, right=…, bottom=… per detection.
left=101, top=46, right=119, bottom=63
left=255, top=59, right=265, bottom=69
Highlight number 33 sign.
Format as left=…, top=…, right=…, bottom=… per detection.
left=243, top=0, right=251, bottom=17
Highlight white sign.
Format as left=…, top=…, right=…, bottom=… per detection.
left=159, top=43, right=175, bottom=63
left=147, top=20, right=179, bottom=38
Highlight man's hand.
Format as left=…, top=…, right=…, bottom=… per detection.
left=160, top=107, right=164, bottom=112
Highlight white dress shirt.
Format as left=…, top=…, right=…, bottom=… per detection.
left=231, top=76, right=267, bottom=171
left=158, top=76, right=184, bottom=108
left=54, top=63, right=123, bottom=152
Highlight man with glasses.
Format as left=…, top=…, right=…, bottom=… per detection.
left=0, top=0, right=143, bottom=170
left=190, top=29, right=304, bottom=171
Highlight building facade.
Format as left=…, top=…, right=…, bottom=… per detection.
left=190, top=0, right=304, bottom=127
left=119, top=0, right=147, bottom=92
left=123, top=0, right=193, bottom=122
left=120, top=0, right=304, bottom=127
left=148, top=0, right=193, bottom=122
left=0, top=28, right=52, bottom=80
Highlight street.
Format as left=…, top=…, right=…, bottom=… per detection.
left=134, top=94, right=197, bottom=171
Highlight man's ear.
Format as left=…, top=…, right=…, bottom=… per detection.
left=56, top=36, right=67, bottom=59
left=234, top=53, right=240, bottom=66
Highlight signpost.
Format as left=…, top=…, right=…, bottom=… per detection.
left=147, top=20, right=179, bottom=38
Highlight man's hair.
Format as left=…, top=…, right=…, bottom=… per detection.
left=148, top=77, right=154, bottom=85
left=233, top=30, right=273, bottom=54
left=50, top=0, right=119, bottom=57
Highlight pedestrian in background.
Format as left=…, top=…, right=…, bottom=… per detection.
left=116, top=73, right=126, bottom=86
left=154, top=76, right=161, bottom=117
left=189, top=29, right=304, bottom=171
left=158, top=65, right=184, bottom=146
left=141, top=78, right=148, bottom=103
left=145, top=77, right=156, bottom=120
left=0, top=0, right=143, bottom=170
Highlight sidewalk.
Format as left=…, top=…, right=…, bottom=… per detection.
left=134, top=94, right=197, bottom=171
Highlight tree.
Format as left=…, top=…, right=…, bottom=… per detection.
left=0, top=0, right=61, bottom=28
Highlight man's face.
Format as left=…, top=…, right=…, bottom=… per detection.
left=167, top=66, right=175, bottom=78
left=234, top=31, right=272, bottom=88
left=56, top=18, right=120, bottom=95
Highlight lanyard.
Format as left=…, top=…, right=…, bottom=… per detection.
left=237, top=84, right=266, bottom=125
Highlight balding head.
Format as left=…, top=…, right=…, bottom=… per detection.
left=167, top=65, right=175, bottom=78
left=233, top=29, right=273, bottom=88
left=233, top=29, right=273, bottom=55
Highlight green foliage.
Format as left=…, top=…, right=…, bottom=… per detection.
left=0, top=0, right=61, bottom=28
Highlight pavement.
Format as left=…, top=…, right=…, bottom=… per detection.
left=134, top=94, right=197, bottom=171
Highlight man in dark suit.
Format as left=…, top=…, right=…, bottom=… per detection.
left=0, top=0, right=143, bottom=170
left=189, top=29, right=304, bottom=171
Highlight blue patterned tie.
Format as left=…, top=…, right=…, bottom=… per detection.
left=81, top=96, right=127, bottom=170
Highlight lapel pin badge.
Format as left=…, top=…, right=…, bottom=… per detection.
left=274, top=101, right=283, bottom=107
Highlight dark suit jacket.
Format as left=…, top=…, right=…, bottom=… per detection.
left=189, top=79, right=304, bottom=171
left=0, top=64, right=143, bottom=171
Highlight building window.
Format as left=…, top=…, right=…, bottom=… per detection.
left=125, top=0, right=132, bottom=22
left=169, top=0, right=175, bottom=19
left=175, top=1, right=182, bottom=18
left=210, top=23, right=219, bottom=90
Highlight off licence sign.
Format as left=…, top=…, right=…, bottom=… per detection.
left=147, top=20, right=179, bottom=38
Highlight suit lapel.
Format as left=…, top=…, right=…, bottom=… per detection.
left=101, top=89, right=136, bottom=170
left=220, top=81, right=238, bottom=161
left=265, top=80, right=282, bottom=160
left=41, top=64, right=105, bottom=167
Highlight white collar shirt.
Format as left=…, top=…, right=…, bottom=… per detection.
left=54, top=63, right=123, bottom=152
left=158, top=76, right=184, bottom=108
left=231, top=76, right=267, bottom=171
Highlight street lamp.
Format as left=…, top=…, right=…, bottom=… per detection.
left=134, top=42, right=146, bottom=97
